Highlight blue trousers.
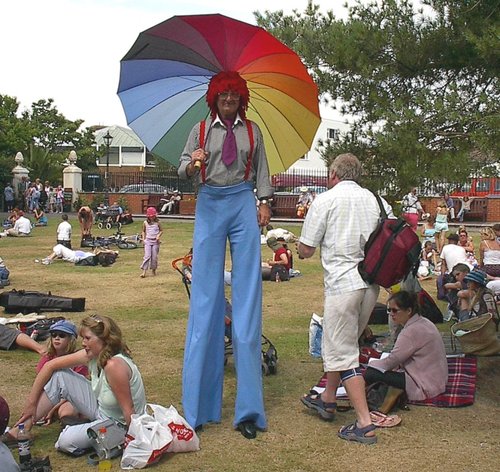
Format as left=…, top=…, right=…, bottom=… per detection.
left=182, top=182, right=266, bottom=430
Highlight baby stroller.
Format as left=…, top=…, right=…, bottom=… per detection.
left=172, top=251, right=278, bottom=375
left=95, top=205, right=122, bottom=230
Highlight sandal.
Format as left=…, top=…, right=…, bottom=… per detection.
left=301, top=393, right=336, bottom=421
left=369, top=410, right=402, bottom=428
left=338, top=421, right=377, bottom=445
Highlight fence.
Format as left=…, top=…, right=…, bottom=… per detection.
left=82, top=170, right=500, bottom=197
left=82, top=170, right=194, bottom=193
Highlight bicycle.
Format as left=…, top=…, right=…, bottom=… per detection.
left=88, top=230, right=141, bottom=250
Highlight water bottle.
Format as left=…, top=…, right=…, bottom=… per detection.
left=97, top=427, right=112, bottom=471
left=275, top=271, right=280, bottom=283
left=17, top=423, right=32, bottom=465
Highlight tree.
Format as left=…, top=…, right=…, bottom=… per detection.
left=0, top=95, right=98, bottom=187
left=255, top=0, right=500, bottom=194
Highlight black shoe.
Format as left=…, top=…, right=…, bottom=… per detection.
left=194, top=424, right=203, bottom=433
left=237, top=421, right=257, bottom=440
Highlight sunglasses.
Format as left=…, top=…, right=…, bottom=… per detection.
left=50, top=331, right=69, bottom=339
left=218, top=91, right=240, bottom=100
left=386, top=307, right=403, bottom=314
left=90, top=314, right=103, bottom=323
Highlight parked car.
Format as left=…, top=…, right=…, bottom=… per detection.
left=119, top=184, right=168, bottom=193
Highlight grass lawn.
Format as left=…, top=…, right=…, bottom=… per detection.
left=1, top=215, right=498, bottom=472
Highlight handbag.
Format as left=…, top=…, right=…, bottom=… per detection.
left=86, top=418, right=127, bottom=459
left=451, top=313, right=500, bottom=356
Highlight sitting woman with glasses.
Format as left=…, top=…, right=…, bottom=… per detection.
left=8, top=315, right=146, bottom=455
left=364, top=291, right=448, bottom=414
left=35, top=320, right=88, bottom=426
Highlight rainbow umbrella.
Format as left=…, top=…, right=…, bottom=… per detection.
left=118, top=14, right=320, bottom=175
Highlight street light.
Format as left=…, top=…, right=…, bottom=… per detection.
left=103, top=130, right=113, bottom=206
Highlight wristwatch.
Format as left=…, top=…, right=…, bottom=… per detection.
left=259, top=197, right=273, bottom=205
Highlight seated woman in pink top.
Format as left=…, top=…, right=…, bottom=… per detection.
left=365, top=291, right=448, bottom=414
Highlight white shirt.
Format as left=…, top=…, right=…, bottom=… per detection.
left=440, top=244, right=470, bottom=273
left=57, top=220, right=72, bottom=241
left=14, top=216, right=31, bottom=234
left=402, top=192, right=422, bottom=214
left=300, top=180, right=394, bottom=295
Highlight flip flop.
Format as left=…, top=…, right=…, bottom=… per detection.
left=369, top=410, right=402, bottom=428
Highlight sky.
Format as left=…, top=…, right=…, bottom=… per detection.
left=1, top=0, right=352, bottom=129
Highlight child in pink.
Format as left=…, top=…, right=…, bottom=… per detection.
left=36, top=320, right=88, bottom=425
left=140, top=207, right=163, bottom=278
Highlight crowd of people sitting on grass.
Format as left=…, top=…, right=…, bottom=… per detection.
left=0, top=166, right=499, bottom=461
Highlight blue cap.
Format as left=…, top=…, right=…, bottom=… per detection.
left=464, top=270, right=487, bottom=287
left=49, top=320, right=78, bottom=337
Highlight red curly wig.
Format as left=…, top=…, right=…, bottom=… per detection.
left=206, top=71, right=249, bottom=120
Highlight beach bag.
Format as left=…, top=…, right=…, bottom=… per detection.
left=451, top=313, right=500, bottom=356
left=121, top=413, right=173, bottom=469
left=147, top=404, right=200, bottom=453
left=358, top=193, right=421, bottom=288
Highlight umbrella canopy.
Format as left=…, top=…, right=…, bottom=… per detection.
left=118, top=14, right=320, bottom=175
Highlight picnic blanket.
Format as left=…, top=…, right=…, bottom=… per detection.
left=309, top=356, right=477, bottom=408
left=408, top=356, right=477, bottom=408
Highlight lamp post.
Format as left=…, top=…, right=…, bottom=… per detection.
left=103, top=131, right=113, bottom=206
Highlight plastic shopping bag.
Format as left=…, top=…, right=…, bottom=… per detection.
left=120, top=413, right=173, bottom=470
left=148, top=404, right=200, bottom=453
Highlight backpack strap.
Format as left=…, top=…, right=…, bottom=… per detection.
left=372, top=192, right=387, bottom=219
left=199, top=119, right=255, bottom=184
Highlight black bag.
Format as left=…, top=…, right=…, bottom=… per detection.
left=0, top=290, right=86, bottom=314
left=270, top=265, right=289, bottom=282
left=22, top=316, right=66, bottom=341
left=75, top=255, right=98, bottom=266
left=366, top=382, right=389, bottom=411
left=80, top=235, right=94, bottom=248
left=358, top=193, right=421, bottom=288
left=369, top=302, right=389, bottom=325
left=418, top=289, right=443, bottom=324
left=97, top=252, right=118, bottom=267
